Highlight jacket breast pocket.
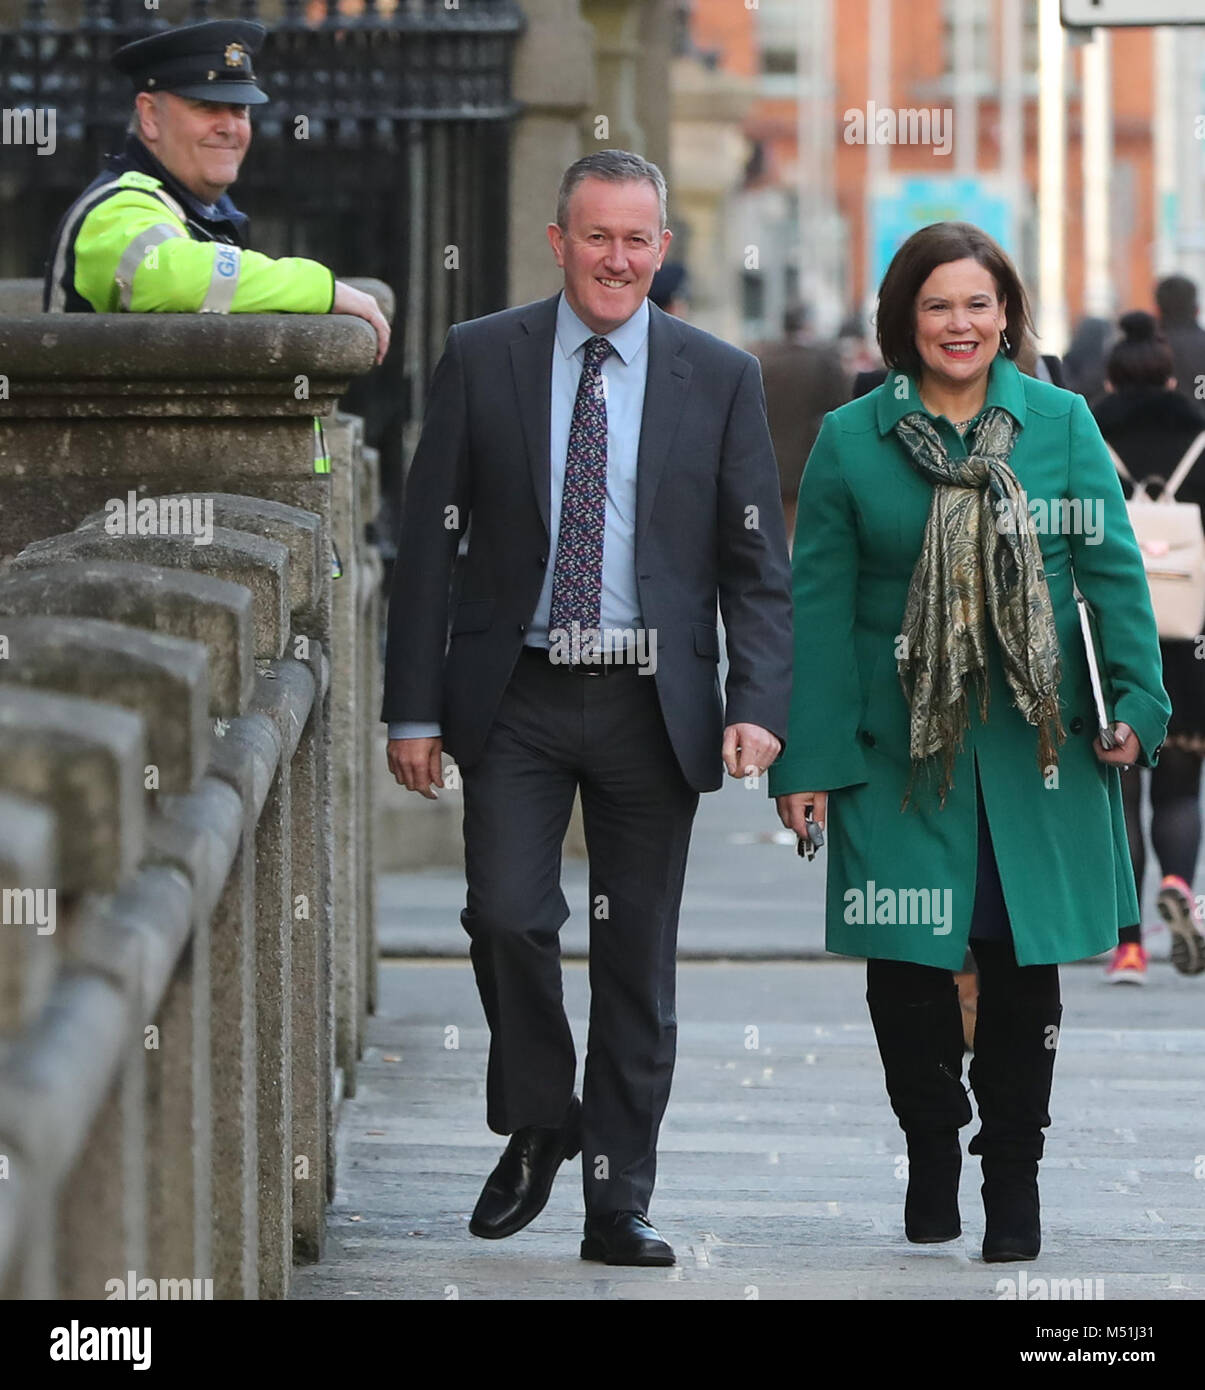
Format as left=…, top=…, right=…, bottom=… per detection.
left=693, top=622, right=720, bottom=661
left=450, top=600, right=493, bottom=635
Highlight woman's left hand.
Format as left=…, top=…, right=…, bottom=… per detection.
left=1093, top=721, right=1139, bottom=768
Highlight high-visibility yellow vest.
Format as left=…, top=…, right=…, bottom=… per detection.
left=51, top=169, right=333, bottom=315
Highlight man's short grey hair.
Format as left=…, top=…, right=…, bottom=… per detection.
left=556, top=150, right=668, bottom=232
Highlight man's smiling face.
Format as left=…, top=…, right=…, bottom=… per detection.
left=547, top=176, right=671, bottom=334
left=135, top=90, right=251, bottom=204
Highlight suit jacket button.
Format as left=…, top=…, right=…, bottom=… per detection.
left=861, top=729, right=876, bottom=747
left=537, top=556, right=547, bottom=567
left=517, top=623, right=526, bottom=634
left=1069, top=716, right=1084, bottom=734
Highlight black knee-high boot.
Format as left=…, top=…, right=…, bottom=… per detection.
left=867, top=964, right=973, bottom=1243
left=967, top=986, right=1062, bottom=1263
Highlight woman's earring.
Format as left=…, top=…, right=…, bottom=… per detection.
left=999, top=325, right=1012, bottom=355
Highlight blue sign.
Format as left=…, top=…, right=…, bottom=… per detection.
left=870, top=177, right=1014, bottom=292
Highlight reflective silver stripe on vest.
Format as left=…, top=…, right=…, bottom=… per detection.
left=200, top=244, right=241, bottom=313
left=45, top=176, right=123, bottom=313
left=115, top=223, right=184, bottom=310
left=46, top=176, right=190, bottom=314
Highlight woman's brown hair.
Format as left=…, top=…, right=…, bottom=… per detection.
left=875, top=221, right=1036, bottom=377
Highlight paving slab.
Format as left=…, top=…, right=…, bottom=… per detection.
left=289, top=958, right=1205, bottom=1301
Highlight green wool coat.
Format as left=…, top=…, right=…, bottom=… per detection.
left=767, top=355, right=1172, bottom=968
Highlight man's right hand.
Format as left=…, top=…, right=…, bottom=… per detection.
left=387, top=736, right=445, bottom=799
left=333, top=280, right=391, bottom=364
left=776, top=790, right=828, bottom=836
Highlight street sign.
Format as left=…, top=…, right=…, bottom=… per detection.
left=1062, top=0, right=1205, bottom=26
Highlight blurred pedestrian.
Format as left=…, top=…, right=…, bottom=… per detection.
left=649, top=261, right=689, bottom=317
left=1094, top=310, right=1205, bottom=982
left=1013, top=336, right=1067, bottom=388
left=1155, top=274, right=1205, bottom=408
left=837, top=310, right=882, bottom=380
left=750, top=303, right=848, bottom=539
left=1060, top=316, right=1112, bottom=406
left=770, top=221, right=1169, bottom=1262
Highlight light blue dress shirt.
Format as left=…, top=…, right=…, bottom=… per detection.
left=389, top=291, right=650, bottom=741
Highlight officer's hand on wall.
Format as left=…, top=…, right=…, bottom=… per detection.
left=333, top=280, right=391, bottom=364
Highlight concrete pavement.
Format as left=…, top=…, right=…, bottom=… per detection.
left=290, top=955, right=1204, bottom=1300
left=344, top=716, right=1205, bottom=1301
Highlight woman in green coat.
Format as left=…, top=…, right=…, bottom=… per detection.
left=770, top=222, right=1170, bottom=1263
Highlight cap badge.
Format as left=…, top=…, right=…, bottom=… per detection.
left=224, top=43, right=246, bottom=68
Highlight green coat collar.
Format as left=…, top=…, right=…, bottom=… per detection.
left=875, top=353, right=1028, bottom=437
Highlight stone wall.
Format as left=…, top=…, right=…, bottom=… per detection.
left=0, top=305, right=381, bottom=1299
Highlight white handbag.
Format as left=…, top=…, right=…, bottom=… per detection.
left=1108, top=430, right=1205, bottom=640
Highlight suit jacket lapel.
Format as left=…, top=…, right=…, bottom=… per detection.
left=636, top=302, right=692, bottom=543
left=509, top=292, right=560, bottom=541
left=509, top=293, right=692, bottom=546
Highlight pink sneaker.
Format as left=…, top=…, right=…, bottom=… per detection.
left=1157, top=877, right=1205, bottom=976
left=1104, top=942, right=1149, bottom=985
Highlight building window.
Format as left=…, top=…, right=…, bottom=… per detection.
left=940, top=0, right=1040, bottom=90
left=762, top=47, right=796, bottom=77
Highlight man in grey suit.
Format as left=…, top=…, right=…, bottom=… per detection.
left=382, top=150, right=792, bottom=1266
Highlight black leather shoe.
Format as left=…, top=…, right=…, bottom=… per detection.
left=469, top=1097, right=581, bottom=1240
left=580, top=1211, right=675, bottom=1266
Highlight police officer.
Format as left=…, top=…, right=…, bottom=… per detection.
left=43, top=19, right=390, bottom=363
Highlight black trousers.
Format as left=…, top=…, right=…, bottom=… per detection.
left=460, top=647, right=699, bottom=1216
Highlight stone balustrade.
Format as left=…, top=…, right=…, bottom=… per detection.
left=0, top=304, right=384, bottom=1299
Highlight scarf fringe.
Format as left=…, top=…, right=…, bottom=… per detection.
left=901, top=671, right=1066, bottom=811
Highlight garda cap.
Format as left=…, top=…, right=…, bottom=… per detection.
left=112, top=20, right=270, bottom=105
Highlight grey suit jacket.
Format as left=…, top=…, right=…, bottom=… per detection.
left=380, top=291, right=793, bottom=793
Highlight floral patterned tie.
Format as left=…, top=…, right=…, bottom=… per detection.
left=549, top=334, right=613, bottom=643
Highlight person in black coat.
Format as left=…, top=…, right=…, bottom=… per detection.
left=1156, top=275, right=1205, bottom=409
left=1093, top=310, right=1205, bottom=981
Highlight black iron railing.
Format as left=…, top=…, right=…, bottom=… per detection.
left=0, top=0, right=524, bottom=542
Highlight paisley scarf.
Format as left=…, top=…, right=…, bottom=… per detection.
left=892, top=405, right=1065, bottom=806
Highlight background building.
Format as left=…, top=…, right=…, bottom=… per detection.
left=672, top=0, right=1205, bottom=362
